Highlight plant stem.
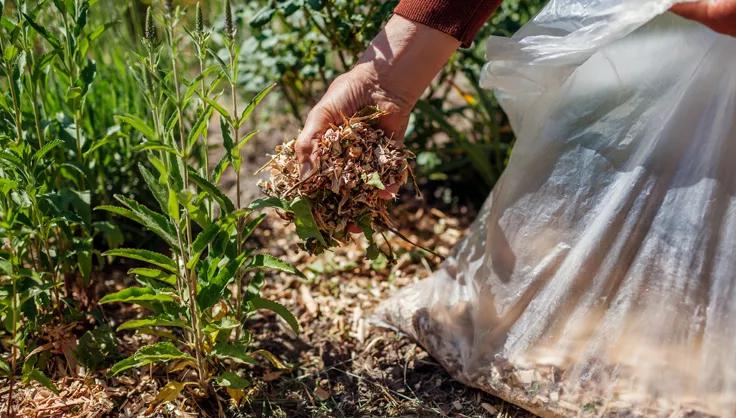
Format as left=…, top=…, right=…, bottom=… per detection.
left=167, top=16, right=204, bottom=385
left=1, top=51, right=25, bottom=147
left=31, top=86, right=45, bottom=148
left=16, top=17, right=46, bottom=148
left=176, top=228, right=206, bottom=386
left=227, top=41, right=244, bottom=339
left=74, top=110, right=85, bottom=178
left=47, top=229, right=62, bottom=313
left=7, top=247, right=18, bottom=418
left=2, top=41, right=25, bottom=413
left=197, top=55, right=213, bottom=220
left=167, top=20, right=193, bottom=253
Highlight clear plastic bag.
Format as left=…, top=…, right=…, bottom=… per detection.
left=376, top=1, right=736, bottom=416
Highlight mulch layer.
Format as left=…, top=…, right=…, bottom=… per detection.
left=4, top=194, right=534, bottom=418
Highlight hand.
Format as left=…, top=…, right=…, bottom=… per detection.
left=294, top=16, right=460, bottom=234
left=294, top=15, right=460, bottom=184
left=671, top=0, right=736, bottom=36
left=294, top=64, right=414, bottom=187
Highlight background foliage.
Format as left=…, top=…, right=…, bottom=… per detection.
left=238, top=0, right=546, bottom=203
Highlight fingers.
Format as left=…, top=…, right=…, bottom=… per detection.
left=295, top=106, right=329, bottom=178
left=671, top=1, right=710, bottom=21
left=671, top=0, right=736, bottom=36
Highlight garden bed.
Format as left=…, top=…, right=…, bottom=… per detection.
left=6, top=195, right=532, bottom=417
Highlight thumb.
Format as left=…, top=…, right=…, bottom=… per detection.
left=295, top=106, right=330, bottom=178
left=671, top=1, right=710, bottom=21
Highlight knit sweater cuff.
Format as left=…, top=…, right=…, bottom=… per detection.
left=394, top=0, right=502, bottom=48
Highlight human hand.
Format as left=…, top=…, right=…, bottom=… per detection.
left=671, top=0, right=736, bottom=36
left=294, top=16, right=460, bottom=198
left=294, top=64, right=413, bottom=199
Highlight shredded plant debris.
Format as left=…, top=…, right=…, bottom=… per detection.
left=258, top=108, right=416, bottom=256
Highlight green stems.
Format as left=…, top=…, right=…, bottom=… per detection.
left=198, top=59, right=209, bottom=179
left=7, top=247, right=18, bottom=417
left=74, top=110, right=84, bottom=176
left=196, top=55, right=213, bottom=221
left=175, top=225, right=206, bottom=386
left=1, top=50, right=25, bottom=146
left=30, top=86, right=44, bottom=148
left=166, top=9, right=204, bottom=385
left=168, top=37, right=192, bottom=247
left=225, top=39, right=245, bottom=339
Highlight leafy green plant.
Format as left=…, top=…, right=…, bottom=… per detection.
left=239, top=0, right=397, bottom=119
left=0, top=0, right=152, bottom=407
left=96, top=1, right=303, bottom=407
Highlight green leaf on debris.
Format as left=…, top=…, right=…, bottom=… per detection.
left=362, top=172, right=385, bottom=190
left=290, top=197, right=326, bottom=246
left=212, top=342, right=257, bottom=364
left=214, top=371, right=250, bottom=388
left=109, top=342, right=193, bottom=376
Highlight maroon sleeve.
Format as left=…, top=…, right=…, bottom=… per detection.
left=394, top=0, right=502, bottom=47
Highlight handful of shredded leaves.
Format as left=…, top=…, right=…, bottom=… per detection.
left=256, top=108, right=415, bottom=257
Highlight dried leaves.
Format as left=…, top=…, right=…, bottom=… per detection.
left=259, top=109, right=414, bottom=255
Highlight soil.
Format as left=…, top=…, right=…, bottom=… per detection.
left=234, top=197, right=532, bottom=418
left=2, top=114, right=534, bottom=417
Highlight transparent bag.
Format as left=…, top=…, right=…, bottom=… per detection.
left=376, top=1, right=736, bottom=416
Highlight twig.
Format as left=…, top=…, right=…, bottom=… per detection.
left=382, top=224, right=445, bottom=261
left=283, top=169, right=318, bottom=196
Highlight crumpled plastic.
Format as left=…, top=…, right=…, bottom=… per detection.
left=376, top=1, right=736, bottom=416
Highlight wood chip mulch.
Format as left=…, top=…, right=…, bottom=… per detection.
left=238, top=196, right=533, bottom=417
left=3, top=195, right=534, bottom=417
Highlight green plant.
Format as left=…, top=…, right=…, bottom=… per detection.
left=0, top=0, right=150, bottom=407
left=97, top=1, right=302, bottom=408
left=240, top=0, right=398, bottom=119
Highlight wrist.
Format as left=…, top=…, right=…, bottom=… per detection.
left=355, top=15, right=460, bottom=107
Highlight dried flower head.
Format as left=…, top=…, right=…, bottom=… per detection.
left=144, top=7, right=156, bottom=41
left=195, top=2, right=204, bottom=33
left=259, top=108, right=415, bottom=254
left=224, top=0, right=235, bottom=40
